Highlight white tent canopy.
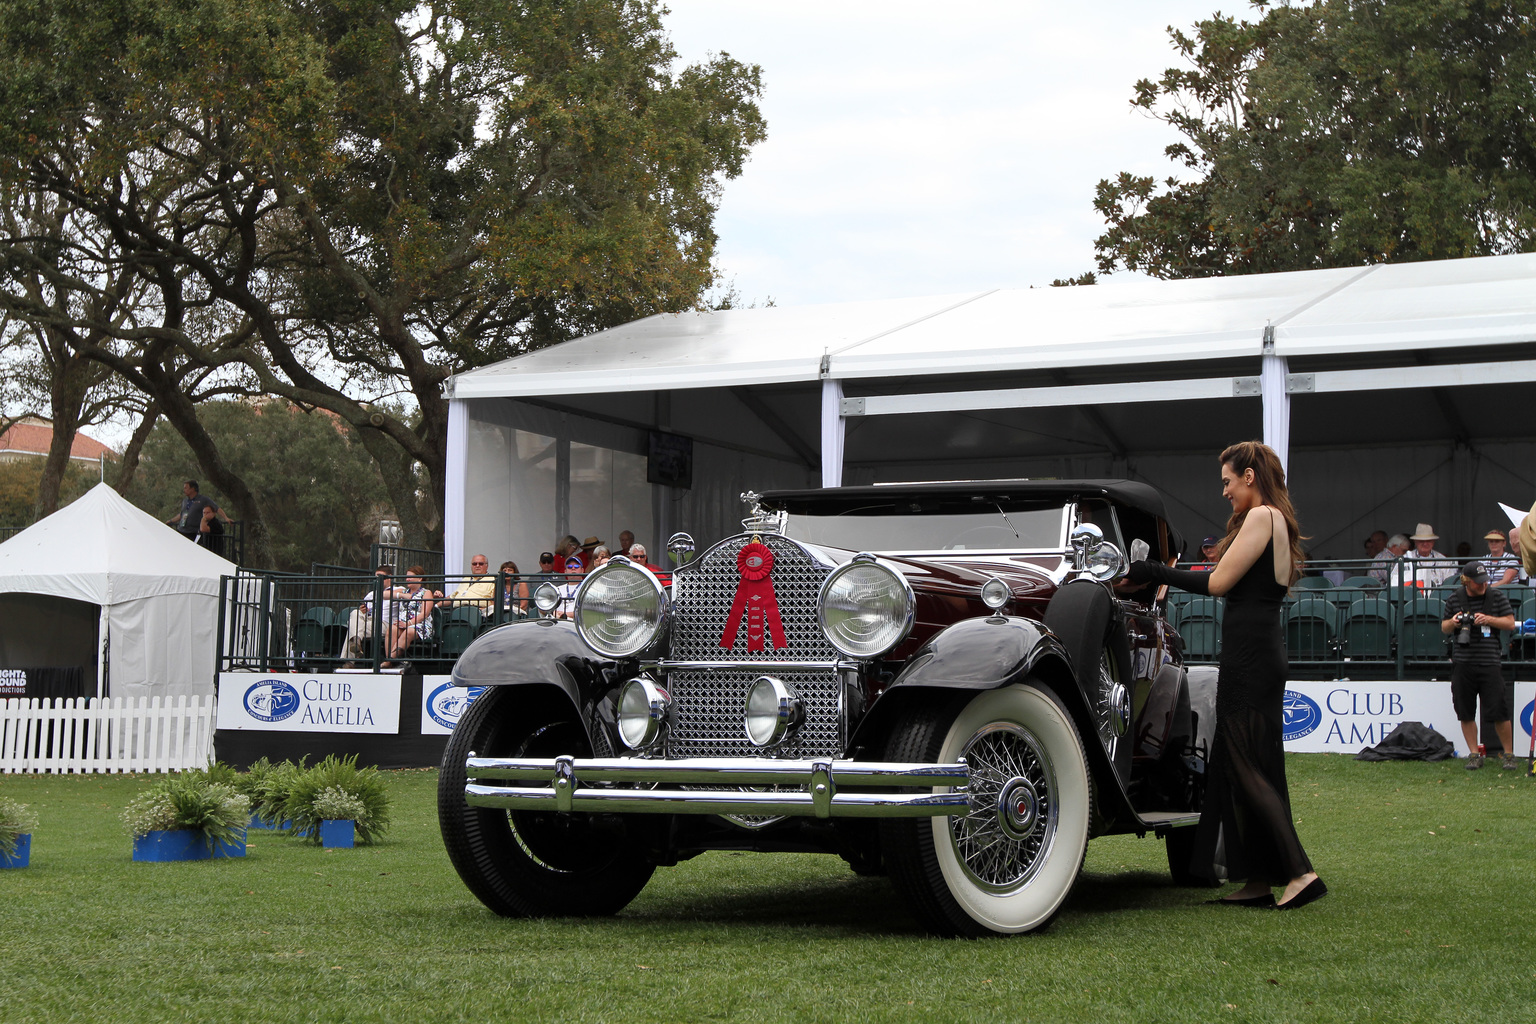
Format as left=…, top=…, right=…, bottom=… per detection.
left=0, top=483, right=237, bottom=699
left=444, top=253, right=1536, bottom=574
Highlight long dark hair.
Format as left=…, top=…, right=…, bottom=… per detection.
left=1216, top=440, right=1304, bottom=585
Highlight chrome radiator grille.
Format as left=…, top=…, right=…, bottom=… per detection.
left=670, top=533, right=837, bottom=662
left=666, top=534, right=842, bottom=758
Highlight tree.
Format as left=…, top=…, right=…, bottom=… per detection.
left=123, top=400, right=392, bottom=572
left=1094, top=0, right=1536, bottom=278
left=0, top=0, right=766, bottom=548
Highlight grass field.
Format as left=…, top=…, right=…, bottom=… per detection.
left=1, top=755, right=1532, bottom=1024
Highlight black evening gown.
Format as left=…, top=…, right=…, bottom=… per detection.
left=1190, top=536, right=1314, bottom=885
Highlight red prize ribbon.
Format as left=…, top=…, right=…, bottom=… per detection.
left=719, top=541, right=788, bottom=651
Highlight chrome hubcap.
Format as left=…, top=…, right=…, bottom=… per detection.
left=1096, top=649, right=1129, bottom=762
left=996, top=776, right=1041, bottom=840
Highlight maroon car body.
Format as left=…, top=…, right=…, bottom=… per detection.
left=440, top=480, right=1214, bottom=936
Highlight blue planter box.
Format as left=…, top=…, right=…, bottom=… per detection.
left=132, top=829, right=246, bottom=862
left=248, top=815, right=291, bottom=831
left=320, top=819, right=355, bottom=849
left=1, top=834, right=30, bottom=869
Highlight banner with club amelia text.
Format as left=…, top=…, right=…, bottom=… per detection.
left=1279, top=680, right=1464, bottom=755
left=217, top=673, right=401, bottom=733
left=421, top=675, right=485, bottom=736
left=1515, top=682, right=1535, bottom=761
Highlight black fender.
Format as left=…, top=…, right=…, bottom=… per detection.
left=849, top=615, right=1139, bottom=831
left=449, top=618, right=625, bottom=754
left=1043, top=579, right=1135, bottom=779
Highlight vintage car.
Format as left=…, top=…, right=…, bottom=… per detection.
left=438, top=480, right=1215, bottom=937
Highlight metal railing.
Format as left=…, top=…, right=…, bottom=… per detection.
left=370, top=543, right=443, bottom=576
left=1164, top=556, right=1536, bottom=680
left=216, top=570, right=561, bottom=675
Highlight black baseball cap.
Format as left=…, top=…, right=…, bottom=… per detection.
left=1460, top=560, right=1488, bottom=583
left=538, top=552, right=555, bottom=563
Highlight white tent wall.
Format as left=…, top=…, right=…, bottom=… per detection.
left=107, top=593, right=220, bottom=700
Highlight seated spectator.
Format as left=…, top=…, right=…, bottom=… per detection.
left=1404, top=524, right=1456, bottom=587
left=580, top=536, right=603, bottom=567
left=438, top=554, right=495, bottom=609
left=347, top=566, right=403, bottom=659
left=1189, top=535, right=1219, bottom=569
left=556, top=535, right=584, bottom=570
left=1362, top=530, right=1388, bottom=559
left=615, top=530, right=636, bottom=562
left=385, top=566, right=434, bottom=667
left=627, top=543, right=662, bottom=573
left=554, top=555, right=585, bottom=619
left=533, top=551, right=559, bottom=582
left=499, top=560, right=530, bottom=617
left=1370, top=534, right=1410, bottom=584
left=590, top=545, right=611, bottom=570
left=1483, top=529, right=1521, bottom=587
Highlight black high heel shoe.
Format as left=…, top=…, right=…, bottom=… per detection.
left=1205, top=893, right=1276, bottom=908
left=1277, top=877, right=1327, bottom=910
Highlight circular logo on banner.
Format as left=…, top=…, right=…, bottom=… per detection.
left=1521, top=700, right=1534, bottom=740
left=427, top=683, right=484, bottom=730
left=1281, top=689, right=1323, bottom=741
left=243, top=679, right=301, bottom=723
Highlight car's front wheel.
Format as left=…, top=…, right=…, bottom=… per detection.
left=438, top=685, right=655, bottom=917
left=880, top=682, right=1092, bottom=936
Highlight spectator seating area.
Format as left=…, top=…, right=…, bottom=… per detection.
left=1165, top=577, right=1536, bottom=677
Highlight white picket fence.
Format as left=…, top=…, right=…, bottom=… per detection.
left=0, top=696, right=217, bottom=774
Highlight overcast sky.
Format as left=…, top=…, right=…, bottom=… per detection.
left=663, top=0, right=1233, bottom=305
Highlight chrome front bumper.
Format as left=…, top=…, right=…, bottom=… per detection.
left=463, top=755, right=972, bottom=819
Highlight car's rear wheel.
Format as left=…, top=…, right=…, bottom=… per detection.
left=880, top=683, right=1092, bottom=937
left=438, top=685, right=655, bottom=917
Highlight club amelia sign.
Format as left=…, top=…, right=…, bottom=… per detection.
left=217, top=673, right=401, bottom=734
left=1280, top=680, right=1463, bottom=755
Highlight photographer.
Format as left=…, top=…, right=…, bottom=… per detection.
left=1440, top=561, right=1518, bottom=770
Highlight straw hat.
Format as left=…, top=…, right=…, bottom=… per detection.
left=1409, top=523, right=1438, bottom=541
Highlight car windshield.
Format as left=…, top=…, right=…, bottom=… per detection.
left=783, top=506, right=1067, bottom=552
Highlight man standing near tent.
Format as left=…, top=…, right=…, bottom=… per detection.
left=1440, top=561, right=1518, bottom=770
left=166, top=481, right=229, bottom=541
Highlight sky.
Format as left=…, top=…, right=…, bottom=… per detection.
left=662, top=0, right=1236, bottom=305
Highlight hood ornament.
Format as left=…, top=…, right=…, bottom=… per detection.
left=740, top=490, right=786, bottom=535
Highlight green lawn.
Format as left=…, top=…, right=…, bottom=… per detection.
left=1, top=755, right=1532, bottom=1024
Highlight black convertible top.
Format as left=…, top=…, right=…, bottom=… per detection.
left=760, top=479, right=1185, bottom=556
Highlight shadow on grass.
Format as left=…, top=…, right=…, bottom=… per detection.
left=1068, top=869, right=1210, bottom=915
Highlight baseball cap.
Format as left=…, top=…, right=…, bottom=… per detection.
left=1460, top=560, right=1488, bottom=583
left=538, top=552, right=554, bottom=563
left=1201, top=535, right=1219, bottom=547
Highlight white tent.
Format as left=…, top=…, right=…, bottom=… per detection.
left=0, top=483, right=237, bottom=699
left=443, top=253, right=1536, bottom=571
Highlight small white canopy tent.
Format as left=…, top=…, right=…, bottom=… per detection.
left=443, top=253, right=1536, bottom=571
left=0, top=483, right=237, bottom=699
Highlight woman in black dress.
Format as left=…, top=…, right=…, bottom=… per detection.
left=1129, top=441, right=1326, bottom=910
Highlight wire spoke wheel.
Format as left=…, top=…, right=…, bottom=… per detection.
left=881, top=682, right=1092, bottom=937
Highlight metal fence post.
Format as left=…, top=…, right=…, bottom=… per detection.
left=257, top=575, right=273, bottom=672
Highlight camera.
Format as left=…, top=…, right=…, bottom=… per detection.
left=1455, top=612, right=1477, bottom=645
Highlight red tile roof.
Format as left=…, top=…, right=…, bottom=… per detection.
left=0, top=418, right=116, bottom=461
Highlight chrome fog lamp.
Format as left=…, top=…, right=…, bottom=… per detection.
left=980, top=576, right=1011, bottom=611
left=744, top=675, right=803, bottom=748
left=533, top=582, right=561, bottom=614
left=818, top=554, right=915, bottom=659
left=574, top=558, right=668, bottom=657
left=616, top=676, right=670, bottom=751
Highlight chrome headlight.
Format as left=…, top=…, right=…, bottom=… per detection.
left=744, top=676, right=803, bottom=748
left=980, top=576, right=1011, bottom=611
left=616, top=676, right=670, bottom=751
left=533, top=582, right=561, bottom=614
left=574, top=557, right=668, bottom=658
left=818, top=554, right=914, bottom=659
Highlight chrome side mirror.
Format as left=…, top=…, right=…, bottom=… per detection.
left=667, top=532, right=696, bottom=566
left=1070, top=522, right=1126, bottom=581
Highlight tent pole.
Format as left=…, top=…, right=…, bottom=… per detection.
left=444, top=396, right=468, bottom=575
left=1260, top=326, right=1291, bottom=478
left=821, top=376, right=845, bottom=488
